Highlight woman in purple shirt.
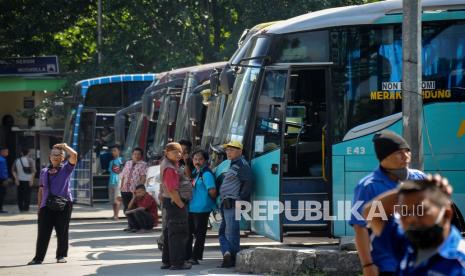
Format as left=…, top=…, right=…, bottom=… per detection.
left=28, top=143, right=77, bottom=265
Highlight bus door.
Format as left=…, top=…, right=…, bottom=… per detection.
left=282, top=66, right=331, bottom=233
left=73, top=109, right=97, bottom=205
left=249, top=68, right=287, bottom=242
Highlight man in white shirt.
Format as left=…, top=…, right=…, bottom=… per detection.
left=12, top=148, right=36, bottom=212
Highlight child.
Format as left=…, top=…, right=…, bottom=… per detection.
left=108, top=145, right=123, bottom=220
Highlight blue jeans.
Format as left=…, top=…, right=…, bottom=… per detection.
left=219, top=207, right=240, bottom=256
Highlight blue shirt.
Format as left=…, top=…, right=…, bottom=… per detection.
left=381, top=220, right=465, bottom=275
left=108, top=157, right=122, bottom=186
left=0, top=156, right=7, bottom=180
left=349, top=167, right=426, bottom=272
left=189, top=167, right=216, bottom=213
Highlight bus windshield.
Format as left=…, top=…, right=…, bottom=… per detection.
left=214, top=67, right=261, bottom=145
left=174, top=75, right=196, bottom=142
left=201, top=94, right=227, bottom=149
left=214, top=35, right=271, bottom=145
left=150, top=95, right=171, bottom=157
left=122, top=113, right=144, bottom=161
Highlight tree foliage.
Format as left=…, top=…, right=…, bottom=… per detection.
left=1, top=0, right=376, bottom=118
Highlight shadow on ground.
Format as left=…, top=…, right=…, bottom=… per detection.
left=84, top=260, right=238, bottom=276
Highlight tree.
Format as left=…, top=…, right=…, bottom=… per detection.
left=1, top=0, right=373, bottom=120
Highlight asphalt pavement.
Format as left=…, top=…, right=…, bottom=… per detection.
left=0, top=204, right=337, bottom=276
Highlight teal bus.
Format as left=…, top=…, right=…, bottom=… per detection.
left=212, top=0, right=465, bottom=240
left=64, top=74, right=156, bottom=204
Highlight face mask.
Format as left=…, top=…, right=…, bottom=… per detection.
left=386, top=167, right=409, bottom=181
left=404, top=207, right=445, bottom=249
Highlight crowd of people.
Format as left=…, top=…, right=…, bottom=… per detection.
left=2, top=129, right=464, bottom=274
left=103, top=139, right=251, bottom=270
left=20, top=138, right=251, bottom=270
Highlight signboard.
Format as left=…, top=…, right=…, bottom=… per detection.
left=23, top=97, right=35, bottom=109
left=0, top=56, right=59, bottom=75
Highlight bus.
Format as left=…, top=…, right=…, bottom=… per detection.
left=113, top=100, right=157, bottom=162
left=142, top=62, right=224, bottom=159
left=203, top=22, right=280, bottom=166
left=211, top=0, right=465, bottom=241
left=137, top=63, right=227, bottom=199
left=63, top=74, right=156, bottom=205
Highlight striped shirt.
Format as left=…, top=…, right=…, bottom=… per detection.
left=219, top=156, right=252, bottom=201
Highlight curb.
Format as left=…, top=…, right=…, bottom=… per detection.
left=236, top=247, right=361, bottom=276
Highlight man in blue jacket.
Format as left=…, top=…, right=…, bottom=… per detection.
left=0, top=146, right=10, bottom=213
left=350, top=131, right=425, bottom=276
left=364, top=176, right=465, bottom=275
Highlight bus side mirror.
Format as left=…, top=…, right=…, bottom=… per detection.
left=188, top=94, right=203, bottom=124
left=168, top=100, right=178, bottom=124
left=219, top=65, right=234, bottom=95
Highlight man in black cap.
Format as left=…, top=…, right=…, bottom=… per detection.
left=349, top=130, right=426, bottom=276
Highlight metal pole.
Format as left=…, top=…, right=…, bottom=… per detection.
left=97, top=0, right=102, bottom=65
left=402, top=0, right=423, bottom=170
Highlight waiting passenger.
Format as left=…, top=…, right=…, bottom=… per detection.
left=125, top=184, right=158, bottom=233
left=28, top=143, right=77, bottom=265
left=186, top=149, right=217, bottom=265
left=364, top=176, right=465, bottom=275
left=160, top=142, right=191, bottom=270
left=218, top=140, right=252, bottom=268
left=108, top=145, right=123, bottom=220
left=120, top=148, right=148, bottom=231
left=350, top=130, right=425, bottom=276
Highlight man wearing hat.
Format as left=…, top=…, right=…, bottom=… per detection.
left=218, top=140, right=252, bottom=268
left=349, top=130, right=425, bottom=276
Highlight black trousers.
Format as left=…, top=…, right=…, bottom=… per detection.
left=127, top=209, right=154, bottom=230
left=186, top=212, right=210, bottom=261
left=121, top=192, right=133, bottom=213
left=0, top=182, right=6, bottom=211
left=33, top=202, right=73, bottom=261
left=161, top=198, right=188, bottom=266
left=17, top=181, right=31, bottom=211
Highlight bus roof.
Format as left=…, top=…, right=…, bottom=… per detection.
left=76, top=74, right=157, bottom=88
left=267, top=0, right=465, bottom=35
left=157, top=61, right=227, bottom=83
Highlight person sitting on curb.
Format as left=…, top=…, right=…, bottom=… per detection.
left=125, top=184, right=158, bottom=233
left=364, top=175, right=465, bottom=275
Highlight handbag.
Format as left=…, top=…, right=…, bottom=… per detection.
left=45, top=169, right=68, bottom=211
left=19, top=158, right=33, bottom=174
